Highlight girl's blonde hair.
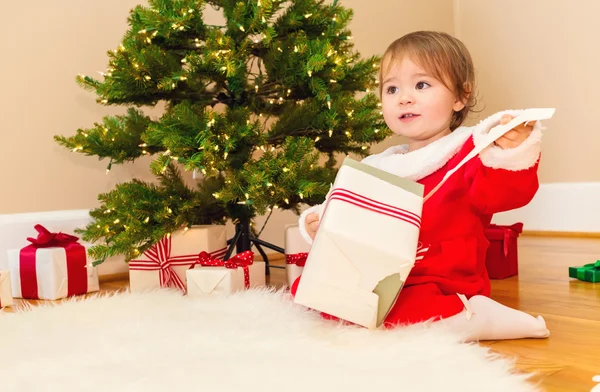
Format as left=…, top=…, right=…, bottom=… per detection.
left=378, top=31, right=477, bottom=130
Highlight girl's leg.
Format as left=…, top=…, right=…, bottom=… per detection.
left=436, top=294, right=549, bottom=341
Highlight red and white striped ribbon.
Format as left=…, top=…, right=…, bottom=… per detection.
left=322, top=188, right=429, bottom=260
left=415, top=244, right=429, bottom=261
left=129, top=236, right=228, bottom=292
left=325, top=188, right=422, bottom=229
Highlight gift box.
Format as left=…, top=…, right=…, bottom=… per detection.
left=128, top=225, right=228, bottom=293
left=186, top=250, right=266, bottom=296
left=484, top=223, right=523, bottom=279
left=569, top=261, right=600, bottom=283
left=6, top=225, right=99, bottom=300
left=293, top=157, right=425, bottom=329
left=0, top=270, right=14, bottom=308
left=284, top=224, right=310, bottom=287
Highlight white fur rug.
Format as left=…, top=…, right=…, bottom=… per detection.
left=0, top=289, right=539, bottom=392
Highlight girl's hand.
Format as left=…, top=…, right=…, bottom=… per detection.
left=494, top=114, right=536, bottom=149
left=305, top=213, right=320, bottom=240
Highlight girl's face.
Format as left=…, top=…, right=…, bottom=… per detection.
left=380, top=57, right=465, bottom=151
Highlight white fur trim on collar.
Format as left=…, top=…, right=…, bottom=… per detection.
left=360, top=126, right=473, bottom=181
left=472, top=109, right=543, bottom=171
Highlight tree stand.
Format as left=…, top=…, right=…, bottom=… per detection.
left=223, top=216, right=284, bottom=276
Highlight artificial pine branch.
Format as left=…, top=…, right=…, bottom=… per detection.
left=57, top=0, right=387, bottom=263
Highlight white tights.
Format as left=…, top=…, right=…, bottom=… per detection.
left=436, top=295, right=550, bottom=342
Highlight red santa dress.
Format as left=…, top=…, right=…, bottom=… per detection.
left=291, top=109, right=544, bottom=326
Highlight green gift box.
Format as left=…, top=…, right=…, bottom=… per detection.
left=569, top=261, right=600, bottom=283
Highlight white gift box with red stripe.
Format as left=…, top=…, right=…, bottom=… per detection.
left=293, top=157, right=425, bottom=329
left=128, top=225, right=228, bottom=293
left=0, top=270, right=13, bottom=308
left=284, top=224, right=310, bottom=287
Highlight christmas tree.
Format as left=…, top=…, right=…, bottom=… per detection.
left=55, top=0, right=388, bottom=265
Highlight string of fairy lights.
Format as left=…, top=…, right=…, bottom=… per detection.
left=72, top=1, right=381, bottom=251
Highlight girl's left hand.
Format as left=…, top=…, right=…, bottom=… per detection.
left=494, top=114, right=536, bottom=149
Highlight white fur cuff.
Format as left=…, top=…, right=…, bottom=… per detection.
left=473, top=110, right=543, bottom=171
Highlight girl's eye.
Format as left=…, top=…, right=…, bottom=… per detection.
left=416, top=81, right=431, bottom=90
left=386, top=86, right=398, bottom=94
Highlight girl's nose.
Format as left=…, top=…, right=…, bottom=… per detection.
left=398, top=94, right=414, bottom=105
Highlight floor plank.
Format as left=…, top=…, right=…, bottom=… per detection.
left=3, top=236, right=600, bottom=392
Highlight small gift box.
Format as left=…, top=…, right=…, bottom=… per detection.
left=0, top=270, right=14, bottom=308
left=6, top=225, right=99, bottom=300
left=186, top=251, right=266, bottom=296
left=484, top=223, right=523, bottom=279
left=128, top=225, right=228, bottom=293
left=284, top=224, right=310, bottom=287
left=569, top=261, right=600, bottom=283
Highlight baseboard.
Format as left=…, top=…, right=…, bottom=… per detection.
left=2, top=182, right=598, bottom=277
left=492, top=182, right=600, bottom=234
left=523, top=230, right=600, bottom=238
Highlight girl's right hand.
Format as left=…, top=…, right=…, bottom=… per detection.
left=305, top=213, right=320, bottom=240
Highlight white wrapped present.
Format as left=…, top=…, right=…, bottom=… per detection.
left=293, top=158, right=424, bottom=329
left=6, top=224, right=99, bottom=300
left=284, top=224, right=310, bottom=287
left=186, top=250, right=266, bottom=296
left=0, top=270, right=14, bottom=308
left=294, top=108, right=556, bottom=329
left=128, top=225, right=228, bottom=293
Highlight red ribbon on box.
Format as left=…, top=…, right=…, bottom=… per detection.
left=128, top=236, right=228, bottom=292
left=194, top=251, right=255, bottom=289
left=285, top=253, right=308, bottom=267
left=18, top=224, right=88, bottom=299
left=485, top=223, right=523, bottom=257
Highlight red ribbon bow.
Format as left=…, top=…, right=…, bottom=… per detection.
left=285, top=253, right=308, bottom=267
left=26, top=224, right=80, bottom=247
left=19, top=224, right=88, bottom=299
left=195, top=250, right=255, bottom=289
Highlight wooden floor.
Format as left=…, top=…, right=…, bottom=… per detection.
left=4, top=236, right=600, bottom=392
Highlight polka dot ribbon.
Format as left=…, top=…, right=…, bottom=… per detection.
left=285, top=253, right=308, bottom=267
left=195, top=250, right=255, bottom=289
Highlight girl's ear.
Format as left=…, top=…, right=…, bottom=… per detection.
left=453, top=99, right=465, bottom=112
left=453, top=82, right=471, bottom=112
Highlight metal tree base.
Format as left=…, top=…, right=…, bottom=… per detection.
left=223, top=217, right=284, bottom=276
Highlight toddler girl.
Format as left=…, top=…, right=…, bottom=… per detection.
left=292, top=31, right=549, bottom=341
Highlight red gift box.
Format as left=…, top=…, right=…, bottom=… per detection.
left=484, top=222, right=523, bottom=279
